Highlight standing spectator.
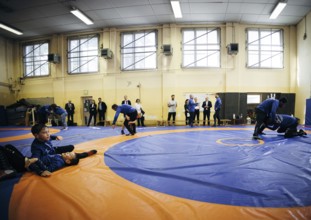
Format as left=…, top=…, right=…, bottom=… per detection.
left=213, top=94, right=222, bottom=127
left=184, top=99, right=190, bottom=125
left=135, top=99, right=145, bottom=127
left=111, top=104, right=138, bottom=136
left=167, top=94, right=177, bottom=126
left=122, top=95, right=132, bottom=106
left=65, top=100, right=75, bottom=124
left=87, top=99, right=97, bottom=127
left=253, top=97, right=287, bottom=140
left=187, top=94, right=196, bottom=127
left=202, top=97, right=212, bottom=126
left=49, top=104, right=68, bottom=130
left=194, top=97, right=200, bottom=125
left=98, top=98, right=107, bottom=126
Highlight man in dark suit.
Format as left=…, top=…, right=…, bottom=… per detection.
left=121, top=95, right=131, bottom=106
left=98, top=97, right=107, bottom=126
left=65, top=100, right=75, bottom=124
left=202, top=97, right=212, bottom=126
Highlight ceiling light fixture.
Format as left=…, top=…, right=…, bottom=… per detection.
left=170, top=1, right=182, bottom=18
left=70, top=7, right=94, bottom=25
left=269, top=0, right=287, bottom=19
left=0, top=22, right=23, bottom=35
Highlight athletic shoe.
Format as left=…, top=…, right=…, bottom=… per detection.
left=87, top=150, right=97, bottom=156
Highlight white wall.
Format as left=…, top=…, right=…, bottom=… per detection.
left=296, top=12, right=311, bottom=123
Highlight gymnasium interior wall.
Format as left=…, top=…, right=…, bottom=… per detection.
left=0, top=15, right=310, bottom=125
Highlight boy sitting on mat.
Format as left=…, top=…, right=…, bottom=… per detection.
left=31, top=123, right=96, bottom=165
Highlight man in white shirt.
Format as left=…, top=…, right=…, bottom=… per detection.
left=167, top=94, right=177, bottom=126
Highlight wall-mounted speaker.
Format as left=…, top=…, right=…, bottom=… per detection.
left=163, top=44, right=172, bottom=56
left=47, top=54, right=60, bottom=63
left=101, top=48, right=113, bottom=59
left=227, top=43, right=238, bottom=55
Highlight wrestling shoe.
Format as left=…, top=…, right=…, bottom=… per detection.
left=298, top=129, right=307, bottom=136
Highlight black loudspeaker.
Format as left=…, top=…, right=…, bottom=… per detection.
left=163, top=44, right=172, bottom=55
left=227, top=43, right=238, bottom=55
left=101, top=48, right=113, bottom=59
left=48, top=54, right=60, bottom=63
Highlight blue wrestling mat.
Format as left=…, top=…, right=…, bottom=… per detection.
left=105, top=129, right=311, bottom=208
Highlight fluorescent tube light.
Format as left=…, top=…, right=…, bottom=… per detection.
left=171, top=1, right=182, bottom=18
left=0, top=23, right=23, bottom=35
left=270, top=1, right=287, bottom=19
left=70, top=8, right=94, bottom=25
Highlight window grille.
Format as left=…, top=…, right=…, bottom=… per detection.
left=68, top=34, right=99, bottom=74
left=121, top=30, right=157, bottom=71
left=182, top=28, right=220, bottom=68
left=23, top=42, right=49, bottom=77
left=246, top=28, right=284, bottom=68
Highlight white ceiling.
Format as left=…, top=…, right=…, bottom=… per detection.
left=0, top=0, right=311, bottom=40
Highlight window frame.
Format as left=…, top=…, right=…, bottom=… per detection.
left=246, top=28, right=284, bottom=69
left=22, top=41, right=50, bottom=78
left=181, top=27, right=221, bottom=69
left=120, top=30, right=158, bottom=71
left=67, top=34, right=100, bottom=74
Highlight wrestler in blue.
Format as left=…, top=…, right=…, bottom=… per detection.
left=263, top=114, right=307, bottom=138
left=111, top=104, right=138, bottom=136
left=253, top=97, right=287, bottom=140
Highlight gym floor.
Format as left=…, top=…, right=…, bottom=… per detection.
left=1, top=125, right=311, bottom=220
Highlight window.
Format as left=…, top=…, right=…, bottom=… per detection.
left=246, top=28, right=284, bottom=68
left=247, top=94, right=261, bottom=104
left=182, top=28, right=220, bottom=68
left=23, top=42, right=49, bottom=77
left=68, top=34, right=99, bottom=74
left=121, top=30, right=157, bottom=71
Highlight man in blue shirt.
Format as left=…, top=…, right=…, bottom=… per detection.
left=111, top=104, right=138, bottom=135
left=213, top=94, right=222, bottom=127
left=253, top=97, right=287, bottom=140
left=187, top=94, right=196, bottom=127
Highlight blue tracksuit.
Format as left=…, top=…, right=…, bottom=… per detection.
left=256, top=98, right=280, bottom=122
left=112, top=105, right=137, bottom=125
left=214, top=97, right=222, bottom=111
left=187, top=98, right=196, bottom=113
left=31, top=136, right=59, bottom=164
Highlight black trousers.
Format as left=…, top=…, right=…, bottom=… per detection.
left=137, top=116, right=145, bottom=126
left=167, top=112, right=176, bottom=124
left=203, top=111, right=211, bottom=125
left=253, top=108, right=268, bottom=136
left=67, top=111, right=74, bottom=122
left=88, top=112, right=97, bottom=126
left=98, top=110, right=106, bottom=122
left=213, top=109, right=221, bottom=126
left=194, top=109, right=200, bottom=123
left=1, top=144, right=26, bottom=172
left=189, top=112, right=195, bottom=126
left=124, top=111, right=138, bottom=134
